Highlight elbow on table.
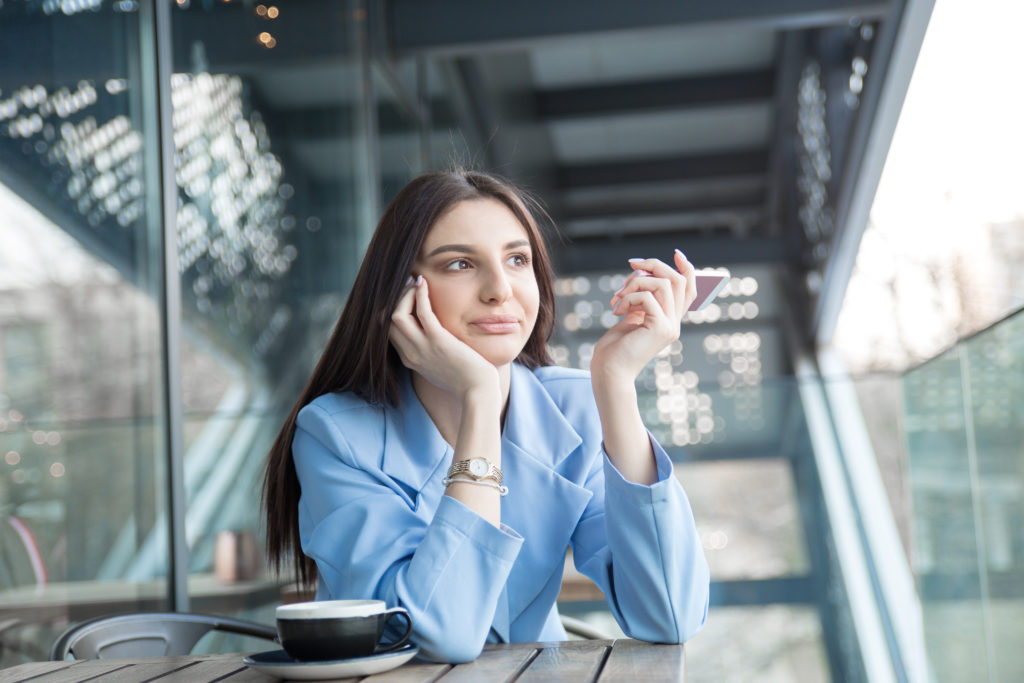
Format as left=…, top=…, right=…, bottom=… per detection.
left=411, top=622, right=488, bottom=663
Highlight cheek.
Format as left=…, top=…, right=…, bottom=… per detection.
left=521, top=281, right=541, bottom=321
left=425, top=284, right=461, bottom=330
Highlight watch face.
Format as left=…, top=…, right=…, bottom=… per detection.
left=469, top=458, right=488, bottom=477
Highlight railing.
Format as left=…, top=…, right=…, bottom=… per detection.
left=902, top=308, right=1024, bottom=682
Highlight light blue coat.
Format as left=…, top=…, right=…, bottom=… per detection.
left=293, top=363, right=709, bottom=662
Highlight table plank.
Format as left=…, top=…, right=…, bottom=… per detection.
left=6, top=660, right=134, bottom=682
left=361, top=660, right=450, bottom=682
left=74, top=659, right=198, bottom=683
left=516, top=641, right=609, bottom=683
left=0, top=661, right=73, bottom=683
left=432, top=644, right=539, bottom=682
left=598, top=639, right=685, bottom=682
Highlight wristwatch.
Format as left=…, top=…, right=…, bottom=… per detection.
left=447, top=457, right=503, bottom=485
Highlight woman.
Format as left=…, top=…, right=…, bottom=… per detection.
left=262, top=169, right=709, bottom=662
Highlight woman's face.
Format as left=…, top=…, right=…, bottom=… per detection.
left=414, top=198, right=540, bottom=368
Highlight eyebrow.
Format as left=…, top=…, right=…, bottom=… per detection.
left=425, top=239, right=531, bottom=258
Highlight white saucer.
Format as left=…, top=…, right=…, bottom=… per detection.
left=242, top=644, right=419, bottom=681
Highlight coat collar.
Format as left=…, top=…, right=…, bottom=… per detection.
left=381, top=363, right=583, bottom=494
left=503, top=363, right=583, bottom=470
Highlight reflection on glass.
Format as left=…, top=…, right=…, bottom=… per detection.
left=0, top=2, right=168, bottom=667
left=169, top=0, right=373, bottom=615
left=903, top=311, right=1024, bottom=681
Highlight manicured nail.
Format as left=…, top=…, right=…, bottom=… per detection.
left=404, top=275, right=414, bottom=287
left=415, top=275, right=424, bottom=286
left=628, top=258, right=644, bottom=263
left=636, top=269, right=652, bottom=277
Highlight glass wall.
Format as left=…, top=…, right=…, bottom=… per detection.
left=903, top=309, right=1024, bottom=682
left=167, top=0, right=375, bottom=616
left=0, top=2, right=170, bottom=663
left=0, top=0, right=429, bottom=666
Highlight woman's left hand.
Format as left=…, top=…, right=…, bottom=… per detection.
left=591, top=250, right=697, bottom=383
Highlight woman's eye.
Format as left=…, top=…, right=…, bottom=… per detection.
left=444, top=258, right=471, bottom=271
left=507, top=254, right=531, bottom=267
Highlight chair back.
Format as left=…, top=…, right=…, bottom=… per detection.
left=50, top=612, right=278, bottom=660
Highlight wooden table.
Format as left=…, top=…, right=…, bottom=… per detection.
left=0, top=639, right=685, bottom=682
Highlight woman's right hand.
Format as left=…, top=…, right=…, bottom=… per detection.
left=389, top=276, right=500, bottom=399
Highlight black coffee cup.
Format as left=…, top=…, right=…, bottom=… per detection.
left=276, top=599, right=413, bottom=661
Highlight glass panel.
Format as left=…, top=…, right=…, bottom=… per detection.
left=903, top=311, right=1024, bottom=681
left=0, top=4, right=169, bottom=666
left=169, top=0, right=373, bottom=618
left=964, top=312, right=1024, bottom=683
left=375, top=62, right=423, bottom=206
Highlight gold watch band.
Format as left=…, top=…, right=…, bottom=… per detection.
left=446, top=458, right=503, bottom=485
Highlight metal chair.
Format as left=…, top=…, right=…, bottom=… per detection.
left=49, top=612, right=278, bottom=661
left=560, top=614, right=613, bottom=640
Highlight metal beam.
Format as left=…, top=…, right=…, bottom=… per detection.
left=391, top=0, right=893, bottom=55
left=536, top=69, right=775, bottom=119
left=556, top=149, right=769, bottom=189
left=558, top=192, right=766, bottom=222
left=552, top=235, right=788, bottom=273
left=711, top=576, right=817, bottom=607
left=561, top=205, right=765, bottom=238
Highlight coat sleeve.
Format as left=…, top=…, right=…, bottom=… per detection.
left=569, top=435, right=710, bottom=643
left=292, top=402, right=524, bottom=663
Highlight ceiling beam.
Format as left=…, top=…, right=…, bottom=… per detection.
left=536, top=69, right=775, bottom=120
left=561, top=204, right=765, bottom=237
left=552, top=235, right=789, bottom=274
left=557, top=192, right=766, bottom=222
left=555, top=149, right=768, bottom=189
left=390, top=0, right=892, bottom=55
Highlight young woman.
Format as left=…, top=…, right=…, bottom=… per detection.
left=262, top=169, right=709, bottom=662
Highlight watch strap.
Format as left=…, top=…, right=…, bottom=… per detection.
left=447, top=459, right=503, bottom=485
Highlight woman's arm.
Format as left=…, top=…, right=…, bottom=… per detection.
left=294, top=401, right=521, bottom=662
left=589, top=250, right=697, bottom=484
left=390, top=276, right=505, bottom=527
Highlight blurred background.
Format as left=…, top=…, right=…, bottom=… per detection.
left=1, top=0, right=1022, bottom=680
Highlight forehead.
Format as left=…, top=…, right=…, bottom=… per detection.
left=423, top=198, right=531, bottom=247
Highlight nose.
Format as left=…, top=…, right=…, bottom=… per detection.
left=480, top=265, right=513, bottom=304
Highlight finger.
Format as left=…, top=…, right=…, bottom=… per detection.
left=673, top=250, right=698, bottom=315
left=392, top=277, right=418, bottom=318
left=611, top=272, right=673, bottom=314
left=610, top=269, right=652, bottom=306
left=627, top=257, right=687, bottom=295
left=612, top=290, right=666, bottom=322
left=412, top=276, right=445, bottom=334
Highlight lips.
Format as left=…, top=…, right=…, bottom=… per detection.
left=470, top=315, right=520, bottom=334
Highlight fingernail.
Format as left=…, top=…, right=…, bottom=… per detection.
left=628, top=258, right=644, bottom=263
left=404, top=275, right=414, bottom=287
left=637, top=269, right=652, bottom=277
left=415, top=275, right=424, bottom=286
left=675, top=248, right=685, bottom=259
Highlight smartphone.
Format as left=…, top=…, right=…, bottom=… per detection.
left=690, top=269, right=731, bottom=311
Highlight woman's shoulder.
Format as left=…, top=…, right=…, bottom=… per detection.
left=298, top=390, right=383, bottom=427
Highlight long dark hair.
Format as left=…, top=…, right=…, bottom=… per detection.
left=262, top=169, right=557, bottom=587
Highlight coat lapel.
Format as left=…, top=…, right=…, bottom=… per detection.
left=381, top=370, right=452, bottom=501
left=500, top=364, right=593, bottom=629
left=378, top=364, right=595, bottom=641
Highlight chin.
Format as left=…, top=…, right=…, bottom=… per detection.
left=472, top=340, right=527, bottom=367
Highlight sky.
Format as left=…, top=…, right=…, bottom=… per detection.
left=835, top=0, right=1024, bottom=371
